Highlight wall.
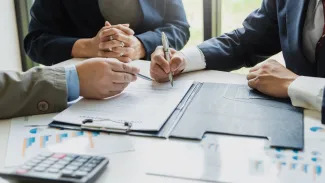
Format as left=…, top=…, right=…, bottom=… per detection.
left=0, top=1, right=22, bottom=71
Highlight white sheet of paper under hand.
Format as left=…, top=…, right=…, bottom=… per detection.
left=53, top=80, right=194, bottom=131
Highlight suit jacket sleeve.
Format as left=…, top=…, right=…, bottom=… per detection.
left=24, top=0, right=78, bottom=66
left=198, top=0, right=281, bottom=71
left=136, top=0, right=190, bottom=60
left=0, top=67, right=68, bottom=119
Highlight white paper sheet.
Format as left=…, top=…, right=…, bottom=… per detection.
left=147, top=134, right=325, bottom=183
left=5, top=114, right=134, bottom=167
left=53, top=80, right=194, bottom=131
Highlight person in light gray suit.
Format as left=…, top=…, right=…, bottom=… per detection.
left=0, top=58, right=140, bottom=119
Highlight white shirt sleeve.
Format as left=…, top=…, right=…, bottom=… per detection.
left=181, top=46, right=206, bottom=73
left=288, top=76, right=325, bottom=111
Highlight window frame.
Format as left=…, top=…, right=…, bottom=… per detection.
left=15, top=0, right=36, bottom=71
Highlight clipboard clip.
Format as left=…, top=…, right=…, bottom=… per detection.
left=81, top=118, right=133, bottom=133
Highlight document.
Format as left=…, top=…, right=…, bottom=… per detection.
left=5, top=114, right=134, bottom=167
left=147, top=134, right=325, bottom=183
left=53, top=80, right=194, bottom=131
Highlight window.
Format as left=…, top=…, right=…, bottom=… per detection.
left=220, top=0, right=262, bottom=73
left=15, top=0, right=36, bottom=71
left=182, top=0, right=204, bottom=48
left=182, top=0, right=262, bottom=47
left=220, top=0, right=262, bottom=34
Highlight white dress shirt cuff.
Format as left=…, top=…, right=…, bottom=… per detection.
left=288, top=76, right=325, bottom=111
left=181, top=46, right=206, bottom=73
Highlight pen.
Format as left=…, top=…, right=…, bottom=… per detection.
left=137, top=73, right=153, bottom=81
left=162, top=32, right=174, bottom=87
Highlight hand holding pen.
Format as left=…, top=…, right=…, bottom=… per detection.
left=149, top=33, right=186, bottom=84
left=162, top=32, right=174, bottom=87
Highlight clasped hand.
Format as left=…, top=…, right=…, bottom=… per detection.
left=91, top=22, right=145, bottom=63
left=247, top=60, right=298, bottom=98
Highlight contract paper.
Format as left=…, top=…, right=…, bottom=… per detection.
left=53, top=80, right=194, bottom=131
left=5, top=114, right=134, bottom=167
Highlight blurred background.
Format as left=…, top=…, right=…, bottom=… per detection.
left=2, top=0, right=262, bottom=72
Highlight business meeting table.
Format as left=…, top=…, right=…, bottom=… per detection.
left=0, top=58, right=323, bottom=183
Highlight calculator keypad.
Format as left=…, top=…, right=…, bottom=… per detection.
left=15, top=153, right=106, bottom=179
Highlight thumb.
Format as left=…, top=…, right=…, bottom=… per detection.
left=170, top=55, right=183, bottom=72
left=105, top=21, right=112, bottom=27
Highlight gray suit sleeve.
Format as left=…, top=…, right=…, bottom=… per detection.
left=0, top=67, right=68, bottom=119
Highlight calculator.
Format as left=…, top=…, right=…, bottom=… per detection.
left=0, top=153, right=109, bottom=183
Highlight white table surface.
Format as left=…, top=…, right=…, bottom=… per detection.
left=0, top=59, right=322, bottom=183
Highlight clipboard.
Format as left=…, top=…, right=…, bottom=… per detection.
left=49, top=82, right=202, bottom=138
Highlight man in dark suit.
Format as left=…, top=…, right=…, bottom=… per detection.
left=150, top=0, right=325, bottom=123
left=24, top=0, right=190, bottom=65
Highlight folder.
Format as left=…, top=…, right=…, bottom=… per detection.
left=50, top=81, right=200, bottom=138
left=49, top=82, right=304, bottom=149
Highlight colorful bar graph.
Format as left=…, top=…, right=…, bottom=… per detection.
left=71, top=131, right=84, bottom=137
left=310, top=127, right=325, bottom=132
left=22, top=131, right=100, bottom=157
left=276, top=162, right=286, bottom=172
left=87, top=132, right=94, bottom=148
left=315, top=165, right=322, bottom=176
left=302, top=164, right=309, bottom=174
left=56, top=133, right=68, bottom=143
left=86, top=132, right=100, bottom=148
left=22, top=137, right=36, bottom=157
left=312, top=165, right=322, bottom=181
left=290, top=163, right=297, bottom=170
left=40, top=135, right=51, bottom=148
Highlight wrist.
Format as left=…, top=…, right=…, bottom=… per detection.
left=285, top=75, right=299, bottom=96
left=134, top=38, right=146, bottom=59
left=179, top=52, right=187, bottom=73
left=72, top=38, right=97, bottom=58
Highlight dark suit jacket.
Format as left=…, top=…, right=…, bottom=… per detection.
left=198, top=0, right=325, bottom=78
left=24, top=0, right=190, bottom=65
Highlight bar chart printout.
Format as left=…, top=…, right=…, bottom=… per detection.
left=6, top=114, right=134, bottom=167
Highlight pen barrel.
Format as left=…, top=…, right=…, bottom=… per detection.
left=164, top=51, right=171, bottom=62
left=164, top=51, right=173, bottom=84
left=168, top=73, right=173, bottom=82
